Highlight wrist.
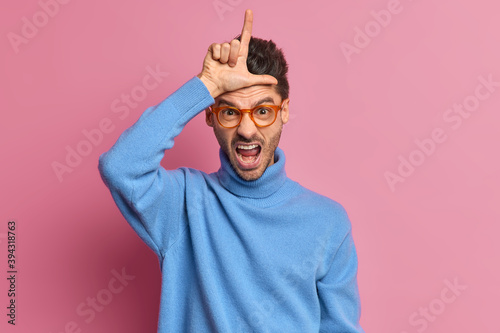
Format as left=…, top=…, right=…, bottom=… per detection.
left=197, top=73, right=221, bottom=98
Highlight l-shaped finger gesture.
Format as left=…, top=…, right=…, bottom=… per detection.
left=197, top=9, right=278, bottom=98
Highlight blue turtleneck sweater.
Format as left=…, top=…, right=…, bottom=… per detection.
left=98, top=77, right=364, bottom=332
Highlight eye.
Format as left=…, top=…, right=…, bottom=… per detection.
left=221, top=108, right=239, bottom=116
left=256, top=107, right=271, bottom=115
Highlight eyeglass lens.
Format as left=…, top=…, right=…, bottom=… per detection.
left=219, top=106, right=275, bottom=127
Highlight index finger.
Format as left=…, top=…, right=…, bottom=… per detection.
left=239, top=9, right=253, bottom=57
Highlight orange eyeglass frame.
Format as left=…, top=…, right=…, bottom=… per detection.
left=209, top=101, right=285, bottom=129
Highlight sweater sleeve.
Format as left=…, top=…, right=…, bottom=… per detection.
left=317, top=228, right=364, bottom=332
left=98, top=76, right=214, bottom=259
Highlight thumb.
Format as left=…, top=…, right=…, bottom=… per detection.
left=247, top=73, right=278, bottom=86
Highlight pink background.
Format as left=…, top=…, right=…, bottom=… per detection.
left=1, top=0, right=499, bottom=332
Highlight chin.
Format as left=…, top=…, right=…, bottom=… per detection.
left=235, top=168, right=264, bottom=181
left=230, top=149, right=271, bottom=181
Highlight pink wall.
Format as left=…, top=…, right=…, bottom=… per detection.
left=1, top=0, right=499, bottom=332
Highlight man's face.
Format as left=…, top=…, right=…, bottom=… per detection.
left=206, top=85, right=290, bottom=181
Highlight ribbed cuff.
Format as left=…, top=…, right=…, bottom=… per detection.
left=167, top=76, right=215, bottom=117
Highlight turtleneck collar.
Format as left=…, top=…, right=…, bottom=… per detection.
left=217, top=147, right=288, bottom=198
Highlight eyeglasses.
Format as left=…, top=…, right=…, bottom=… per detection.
left=209, top=101, right=285, bottom=128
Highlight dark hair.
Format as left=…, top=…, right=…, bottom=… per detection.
left=234, top=35, right=289, bottom=100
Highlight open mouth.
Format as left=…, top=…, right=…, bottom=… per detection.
left=235, top=143, right=262, bottom=170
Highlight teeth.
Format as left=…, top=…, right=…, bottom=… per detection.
left=237, top=144, right=259, bottom=150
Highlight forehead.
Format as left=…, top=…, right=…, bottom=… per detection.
left=215, top=85, right=280, bottom=107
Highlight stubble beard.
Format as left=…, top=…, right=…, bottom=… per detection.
left=214, top=124, right=283, bottom=181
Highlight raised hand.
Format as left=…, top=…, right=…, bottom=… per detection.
left=197, top=9, right=278, bottom=98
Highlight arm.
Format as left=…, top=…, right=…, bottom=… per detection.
left=98, top=77, right=214, bottom=258
left=317, top=229, right=364, bottom=332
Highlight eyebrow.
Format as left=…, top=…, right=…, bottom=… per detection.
left=217, top=97, right=276, bottom=108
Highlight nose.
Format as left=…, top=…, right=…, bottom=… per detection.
left=236, top=112, right=258, bottom=139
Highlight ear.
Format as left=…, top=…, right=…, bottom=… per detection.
left=280, top=98, right=290, bottom=124
left=205, top=107, right=214, bottom=127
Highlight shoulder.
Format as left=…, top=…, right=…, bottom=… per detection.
left=166, top=166, right=221, bottom=188
left=165, top=166, right=208, bottom=180
left=291, top=182, right=348, bottom=214
left=289, top=181, right=352, bottom=233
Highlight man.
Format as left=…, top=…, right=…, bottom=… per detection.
left=98, top=9, right=364, bottom=332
